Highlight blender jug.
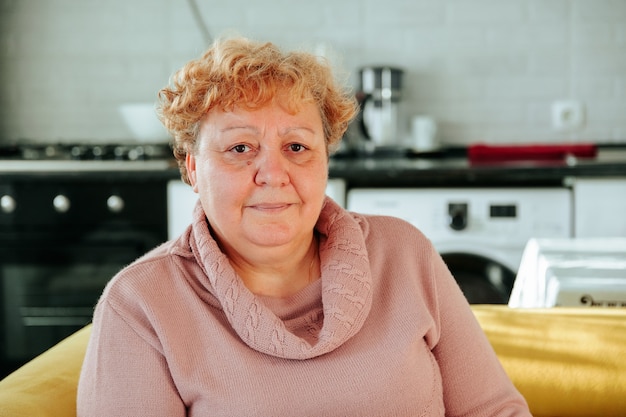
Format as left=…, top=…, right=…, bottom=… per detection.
left=357, top=66, right=404, bottom=150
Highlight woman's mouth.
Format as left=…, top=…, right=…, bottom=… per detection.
left=249, top=203, right=292, bottom=212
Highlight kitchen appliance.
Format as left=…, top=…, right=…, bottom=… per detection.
left=510, top=238, right=626, bottom=308
left=0, top=142, right=173, bottom=172
left=356, top=66, right=404, bottom=152
left=347, top=188, right=572, bottom=304
left=0, top=142, right=172, bottom=377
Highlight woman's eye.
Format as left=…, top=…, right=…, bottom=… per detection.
left=288, top=143, right=305, bottom=152
left=231, top=144, right=249, bottom=153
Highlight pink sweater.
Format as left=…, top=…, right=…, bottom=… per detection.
left=77, top=198, right=530, bottom=416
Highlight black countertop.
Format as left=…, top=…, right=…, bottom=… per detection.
left=2, top=145, right=626, bottom=187
left=329, top=146, right=626, bottom=188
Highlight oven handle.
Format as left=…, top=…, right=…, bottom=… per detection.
left=22, top=317, right=92, bottom=327
left=20, top=307, right=93, bottom=327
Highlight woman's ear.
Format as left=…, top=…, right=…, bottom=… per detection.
left=186, top=153, right=199, bottom=193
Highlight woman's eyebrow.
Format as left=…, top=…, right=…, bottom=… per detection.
left=280, top=126, right=316, bottom=135
left=219, top=125, right=259, bottom=133
left=219, top=125, right=316, bottom=135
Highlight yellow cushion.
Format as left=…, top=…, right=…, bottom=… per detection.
left=1, top=307, right=625, bottom=417
left=472, top=305, right=626, bottom=417
left=0, top=325, right=91, bottom=417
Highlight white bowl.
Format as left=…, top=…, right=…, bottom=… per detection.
left=119, top=103, right=170, bottom=143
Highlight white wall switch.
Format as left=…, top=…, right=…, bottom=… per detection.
left=551, top=100, right=585, bottom=131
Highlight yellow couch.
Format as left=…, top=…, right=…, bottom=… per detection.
left=1, top=306, right=625, bottom=417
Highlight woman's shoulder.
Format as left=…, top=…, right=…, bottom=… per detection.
left=99, top=240, right=183, bottom=303
left=349, top=211, right=431, bottom=244
left=94, top=236, right=217, bottom=329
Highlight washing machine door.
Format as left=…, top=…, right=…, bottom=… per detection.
left=441, top=252, right=516, bottom=304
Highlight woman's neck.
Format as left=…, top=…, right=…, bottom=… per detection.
left=229, top=234, right=320, bottom=298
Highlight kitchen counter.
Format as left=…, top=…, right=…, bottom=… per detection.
left=2, top=145, right=626, bottom=187
left=328, top=146, right=626, bottom=188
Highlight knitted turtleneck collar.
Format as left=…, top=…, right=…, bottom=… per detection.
left=189, top=197, right=373, bottom=360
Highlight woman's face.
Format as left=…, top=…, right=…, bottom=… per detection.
left=186, top=98, right=328, bottom=261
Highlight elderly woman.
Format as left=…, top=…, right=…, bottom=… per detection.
left=77, top=37, right=531, bottom=416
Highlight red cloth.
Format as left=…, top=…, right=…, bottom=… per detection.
left=468, top=143, right=597, bottom=162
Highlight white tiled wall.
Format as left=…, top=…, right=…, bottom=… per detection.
left=1, top=0, right=625, bottom=145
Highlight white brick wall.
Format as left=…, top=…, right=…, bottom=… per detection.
left=0, top=0, right=625, bottom=145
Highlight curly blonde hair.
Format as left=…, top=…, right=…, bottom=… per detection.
left=157, top=36, right=358, bottom=184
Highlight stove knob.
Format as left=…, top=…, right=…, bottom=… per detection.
left=53, top=194, right=71, bottom=213
left=114, top=146, right=126, bottom=160
left=70, top=146, right=84, bottom=160
left=107, top=195, right=125, bottom=213
left=1, top=195, right=16, bottom=213
left=128, top=147, right=145, bottom=161
left=92, top=146, right=104, bottom=159
left=448, top=203, right=468, bottom=231
left=45, top=146, right=57, bottom=158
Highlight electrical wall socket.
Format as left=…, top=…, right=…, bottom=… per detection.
left=551, top=100, right=585, bottom=131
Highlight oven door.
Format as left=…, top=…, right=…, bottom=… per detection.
left=0, top=232, right=161, bottom=376
left=0, top=177, right=168, bottom=377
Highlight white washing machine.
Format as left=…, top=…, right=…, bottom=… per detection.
left=347, top=188, right=573, bottom=304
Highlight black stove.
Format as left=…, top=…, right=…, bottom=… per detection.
left=0, top=142, right=175, bottom=172
left=0, top=142, right=172, bottom=161
left=0, top=143, right=171, bottom=376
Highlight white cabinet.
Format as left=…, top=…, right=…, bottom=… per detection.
left=573, top=178, right=626, bottom=237
left=325, top=178, right=346, bottom=208
left=167, top=180, right=200, bottom=240
left=167, top=178, right=347, bottom=240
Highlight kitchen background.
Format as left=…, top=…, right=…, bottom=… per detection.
left=1, top=0, right=626, bottom=147
left=2, top=0, right=626, bottom=382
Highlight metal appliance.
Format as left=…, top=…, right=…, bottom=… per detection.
left=356, top=66, right=404, bottom=152
left=346, top=188, right=572, bottom=304
left=0, top=142, right=171, bottom=377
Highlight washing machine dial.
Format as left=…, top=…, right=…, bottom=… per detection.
left=448, top=203, right=468, bottom=231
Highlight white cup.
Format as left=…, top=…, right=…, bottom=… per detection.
left=411, top=116, right=438, bottom=151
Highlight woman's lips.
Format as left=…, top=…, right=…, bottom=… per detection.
left=248, top=203, right=293, bottom=211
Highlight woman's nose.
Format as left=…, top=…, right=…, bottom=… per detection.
left=254, top=148, right=290, bottom=187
